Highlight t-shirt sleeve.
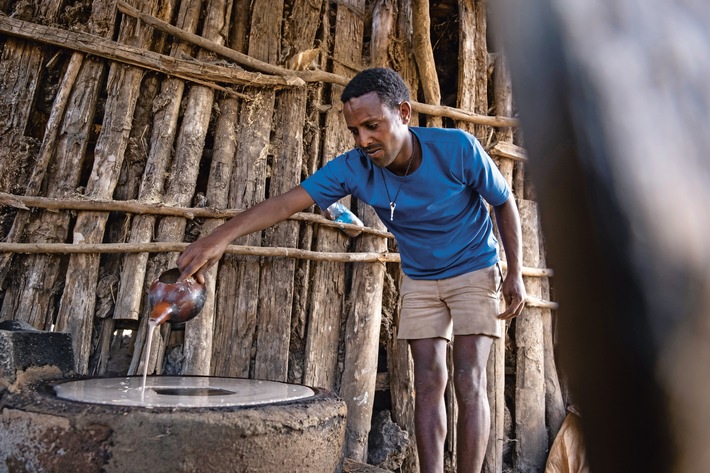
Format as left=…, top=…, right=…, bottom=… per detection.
left=461, top=134, right=510, bottom=206
left=301, top=154, right=351, bottom=211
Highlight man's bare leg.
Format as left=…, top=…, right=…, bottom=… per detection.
left=409, top=337, right=449, bottom=473
left=453, top=334, right=494, bottom=473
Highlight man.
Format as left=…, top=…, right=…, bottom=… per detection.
left=177, top=67, right=526, bottom=473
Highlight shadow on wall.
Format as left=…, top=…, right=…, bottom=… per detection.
left=490, top=2, right=710, bottom=473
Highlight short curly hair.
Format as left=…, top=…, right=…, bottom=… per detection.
left=341, top=68, right=410, bottom=109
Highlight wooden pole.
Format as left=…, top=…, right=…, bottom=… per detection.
left=115, top=0, right=197, bottom=337
left=0, top=192, right=393, bottom=239
left=203, top=0, right=249, bottom=380
left=290, top=16, right=329, bottom=384
left=485, top=49, right=516, bottom=473
left=181, top=26, right=237, bottom=376
left=412, top=0, right=442, bottom=128
left=211, top=0, right=283, bottom=379
left=371, top=0, right=396, bottom=67
left=253, top=0, right=321, bottom=383
left=341, top=209, right=387, bottom=461
left=125, top=0, right=205, bottom=378
left=302, top=0, right=363, bottom=391
left=457, top=0, right=488, bottom=140
left=0, top=0, right=63, bottom=196
left=514, top=199, right=547, bottom=472
left=0, top=16, right=298, bottom=90
left=53, top=0, right=153, bottom=374
left=339, top=0, right=392, bottom=461
left=387, top=3, right=420, bottom=471
left=177, top=0, right=234, bottom=377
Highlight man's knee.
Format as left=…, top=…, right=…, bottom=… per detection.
left=415, top=364, right=449, bottom=399
left=452, top=334, right=492, bottom=400
left=410, top=338, right=449, bottom=398
left=453, top=367, right=488, bottom=406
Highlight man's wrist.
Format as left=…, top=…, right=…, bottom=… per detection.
left=505, top=261, right=523, bottom=277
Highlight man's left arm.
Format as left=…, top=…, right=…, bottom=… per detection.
left=493, top=194, right=527, bottom=320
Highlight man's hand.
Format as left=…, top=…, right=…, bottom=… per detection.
left=498, top=272, right=526, bottom=320
left=177, top=232, right=230, bottom=284
left=493, top=195, right=526, bottom=320
left=176, top=186, right=317, bottom=284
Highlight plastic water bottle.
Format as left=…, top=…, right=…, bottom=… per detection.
left=324, top=202, right=364, bottom=237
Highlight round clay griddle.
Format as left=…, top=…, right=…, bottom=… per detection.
left=54, top=376, right=315, bottom=408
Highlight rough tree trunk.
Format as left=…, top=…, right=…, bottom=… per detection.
left=211, top=0, right=282, bottom=378
left=93, top=0, right=177, bottom=376
left=55, top=0, right=150, bottom=374
left=514, top=199, right=547, bottom=472
left=0, top=0, right=63, bottom=196
left=252, top=0, right=323, bottom=382
left=302, top=0, right=363, bottom=391
left=387, top=3, right=420, bottom=471
left=173, top=0, right=233, bottom=376
left=485, top=46, right=516, bottom=473
left=412, top=0, right=442, bottom=128
left=122, top=0, right=203, bottom=377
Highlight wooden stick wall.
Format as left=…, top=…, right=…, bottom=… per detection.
left=0, top=0, right=563, bottom=471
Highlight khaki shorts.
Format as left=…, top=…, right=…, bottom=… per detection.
left=397, top=264, right=503, bottom=341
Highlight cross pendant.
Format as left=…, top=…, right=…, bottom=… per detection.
left=389, top=202, right=396, bottom=221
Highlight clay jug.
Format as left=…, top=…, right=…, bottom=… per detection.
left=148, top=268, right=206, bottom=326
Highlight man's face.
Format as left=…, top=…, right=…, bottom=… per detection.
left=343, top=91, right=410, bottom=169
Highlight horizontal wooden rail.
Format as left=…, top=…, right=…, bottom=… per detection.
left=0, top=192, right=391, bottom=239
left=1, top=192, right=555, bottom=277
left=0, top=240, right=553, bottom=277
left=0, top=242, right=399, bottom=263
left=0, top=242, right=557, bottom=308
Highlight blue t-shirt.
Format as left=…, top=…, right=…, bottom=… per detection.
left=302, top=127, right=510, bottom=279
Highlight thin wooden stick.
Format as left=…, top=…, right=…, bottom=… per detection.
left=0, top=241, right=399, bottom=262
left=0, top=240, right=553, bottom=278
left=525, top=296, right=559, bottom=310
left=0, top=192, right=392, bottom=239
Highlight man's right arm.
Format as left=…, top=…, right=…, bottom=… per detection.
left=177, top=185, right=315, bottom=282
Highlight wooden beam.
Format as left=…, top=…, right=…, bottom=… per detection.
left=412, top=0, right=442, bottom=127
left=489, top=141, right=528, bottom=162
left=514, top=199, right=548, bottom=471
left=0, top=15, right=298, bottom=89
left=0, top=242, right=399, bottom=262
left=0, top=192, right=393, bottom=239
